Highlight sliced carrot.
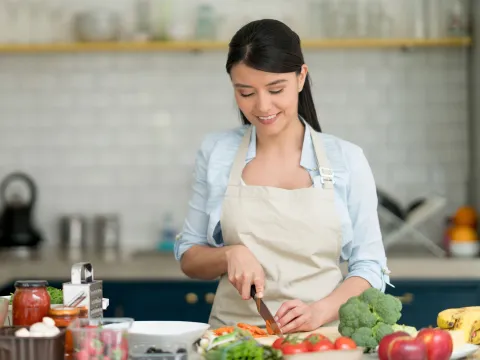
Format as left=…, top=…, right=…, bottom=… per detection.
left=266, top=322, right=275, bottom=335
left=213, top=326, right=234, bottom=335
left=237, top=323, right=267, bottom=335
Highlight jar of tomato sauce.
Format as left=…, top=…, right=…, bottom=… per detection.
left=48, top=307, right=80, bottom=358
left=12, top=280, right=51, bottom=326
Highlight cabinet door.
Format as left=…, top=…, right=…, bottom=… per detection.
left=104, top=280, right=219, bottom=323
left=386, top=280, right=480, bottom=329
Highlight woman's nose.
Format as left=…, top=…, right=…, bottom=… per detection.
left=255, top=93, right=273, bottom=114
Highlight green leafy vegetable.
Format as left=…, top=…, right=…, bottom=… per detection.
left=47, top=286, right=63, bottom=304
left=204, top=329, right=282, bottom=360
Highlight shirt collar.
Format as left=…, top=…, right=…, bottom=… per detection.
left=245, top=118, right=318, bottom=171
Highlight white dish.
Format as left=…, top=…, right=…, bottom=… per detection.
left=128, top=321, right=210, bottom=349
left=450, top=343, right=479, bottom=359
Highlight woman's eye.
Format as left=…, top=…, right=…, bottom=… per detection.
left=240, top=93, right=254, bottom=98
left=270, top=89, right=284, bottom=94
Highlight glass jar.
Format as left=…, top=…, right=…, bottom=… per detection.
left=48, top=306, right=80, bottom=327
left=12, top=280, right=50, bottom=326
left=48, top=307, right=80, bottom=357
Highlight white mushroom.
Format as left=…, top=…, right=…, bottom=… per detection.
left=29, top=322, right=49, bottom=334
left=15, top=328, right=30, bottom=337
left=42, top=317, right=56, bottom=327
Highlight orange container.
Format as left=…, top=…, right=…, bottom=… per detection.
left=48, top=307, right=80, bottom=358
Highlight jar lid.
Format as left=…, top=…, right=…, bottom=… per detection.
left=49, top=307, right=80, bottom=316
left=14, top=280, right=48, bottom=288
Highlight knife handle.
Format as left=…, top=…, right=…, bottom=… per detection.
left=250, top=284, right=256, bottom=299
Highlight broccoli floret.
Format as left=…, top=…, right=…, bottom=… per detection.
left=372, top=322, right=394, bottom=342
left=373, top=294, right=402, bottom=325
left=351, top=327, right=378, bottom=349
left=359, top=288, right=402, bottom=325
left=339, top=297, right=377, bottom=328
left=338, top=324, right=355, bottom=337
left=359, top=287, right=383, bottom=308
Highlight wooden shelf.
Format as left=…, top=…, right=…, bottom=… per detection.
left=0, top=37, right=472, bottom=54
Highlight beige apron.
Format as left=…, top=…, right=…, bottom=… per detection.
left=208, top=122, right=343, bottom=329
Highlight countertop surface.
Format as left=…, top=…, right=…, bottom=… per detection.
left=1, top=248, right=480, bottom=285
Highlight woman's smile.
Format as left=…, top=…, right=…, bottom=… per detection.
left=256, top=112, right=282, bottom=125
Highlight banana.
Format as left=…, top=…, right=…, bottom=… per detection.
left=437, top=307, right=480, bottom=344
left=469, top=320, right=480, bottom=345
left=437, top=308, right=465, bottom=329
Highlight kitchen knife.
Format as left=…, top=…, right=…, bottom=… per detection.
left=250, top=285, right=283, bottom=337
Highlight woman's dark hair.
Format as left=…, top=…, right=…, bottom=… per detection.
left=226, top=19, right=321, bottom=132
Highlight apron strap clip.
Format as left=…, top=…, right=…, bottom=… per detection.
left=319, top=167, right=335, bottom=186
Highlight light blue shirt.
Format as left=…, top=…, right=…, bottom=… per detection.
left=174, top=122, right=392, bottom=292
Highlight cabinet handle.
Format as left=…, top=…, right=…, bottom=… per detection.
left=205, top=292, right=215, bottom=304
left=186, top=292, right=199, bottom=304
left=396, top=293, right=414, bottom=305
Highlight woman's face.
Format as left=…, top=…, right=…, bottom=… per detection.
left=230, top=63, right=308, bottom=136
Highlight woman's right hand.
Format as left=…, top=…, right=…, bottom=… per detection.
left=225, top=245, right=265, bottom=300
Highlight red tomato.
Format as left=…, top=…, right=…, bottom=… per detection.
left=281, top=342, right=309, bottom=354
left=272, top=338, right=285, bottom=350
left=304, top=333, right=328, bottom=342
left=306, top=339, right=335, bottom=352
left=334, top=336, right=357, bottom=350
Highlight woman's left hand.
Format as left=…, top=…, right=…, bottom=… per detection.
left=274, top=299, right=326, bottom=334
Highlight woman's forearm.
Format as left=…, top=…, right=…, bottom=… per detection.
left=316, top=276, right=372, bottom=325
left=180, top=245, right=231, bottom=280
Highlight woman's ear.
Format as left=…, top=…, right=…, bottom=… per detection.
left=297, top=64, right=308, bottom=92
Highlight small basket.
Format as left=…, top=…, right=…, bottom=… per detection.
left=0, top=326, right=66, bottom=360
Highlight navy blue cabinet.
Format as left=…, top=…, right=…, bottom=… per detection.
left=102, top=280, right=219, bottom=323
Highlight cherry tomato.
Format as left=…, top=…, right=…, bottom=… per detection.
left=304, top=333, right=328, bottom=343
left=334, top=336, right=357, bottom=350
left=272, top=338, right=285, bottom=350
left=281, top=342, right=309, bottom=354
left=306, top=339, right=335, bottom=352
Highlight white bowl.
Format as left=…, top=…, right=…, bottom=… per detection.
left=450, top=241, right=479, bottom=257
left=128, top=321, right=210, bottom=349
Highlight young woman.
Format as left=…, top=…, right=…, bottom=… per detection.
left=174, top=19, right=391, bottom=334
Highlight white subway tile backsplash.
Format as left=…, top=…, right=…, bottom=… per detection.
left=0, top=45, right=469, bottom=249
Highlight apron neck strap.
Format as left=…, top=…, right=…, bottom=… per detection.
left=227, top=125, right=253, bottom=185
left=306, top=122, right=335, bottom=189
left=227, top=122, right=335, bottom=189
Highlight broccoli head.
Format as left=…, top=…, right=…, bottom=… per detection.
left=338, top=297, right=377, bottom=329
left=350, top=327, right=378, bottom=349
left=338, top=288, right=404, bottom=349
left=372, top=294, right=402, bottom=325
left=372, top=322, right=394, bottom=343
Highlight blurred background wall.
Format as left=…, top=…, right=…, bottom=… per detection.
left=0, top=0, right=476, bottom=255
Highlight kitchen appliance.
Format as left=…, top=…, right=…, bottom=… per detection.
left=94, top=214, right=120, bottom=260
left=59, top=215, right=87, bottom=259
left=250, top=285, right=283, bottom=337
left=62, top=262, right=103, bottom=319
left=0, top=172, right=43, bottom=249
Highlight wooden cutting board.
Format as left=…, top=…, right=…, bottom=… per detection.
left=255, top=326, right=342, bottom=346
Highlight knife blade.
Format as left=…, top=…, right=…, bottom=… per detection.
left=250, top=285, right=283, bottom=337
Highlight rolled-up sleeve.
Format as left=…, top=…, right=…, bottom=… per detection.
left=174, top=136, right=216, bottom=261
left=343, top=147, right=391, bottom=292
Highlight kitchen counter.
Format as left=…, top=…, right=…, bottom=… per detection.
left=1, top=249, right=480, bottom=285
